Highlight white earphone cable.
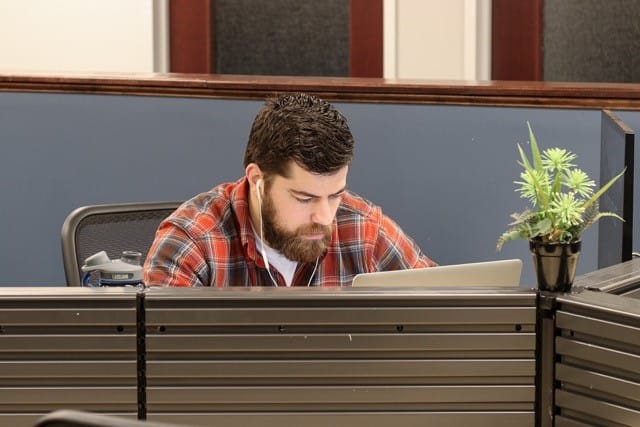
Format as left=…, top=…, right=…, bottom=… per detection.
left=307, top=257, right=319, bottom=287
left=257, top=179, right=279, bottom=287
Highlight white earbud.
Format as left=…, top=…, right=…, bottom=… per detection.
left=256, top=178, right=263, bottom=202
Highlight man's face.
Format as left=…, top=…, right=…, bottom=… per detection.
left=261, top=162, right=348, bottom=263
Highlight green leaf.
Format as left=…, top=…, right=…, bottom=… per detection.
left=551, top=170, right=563, bottom=195
left=582, top=167, right=626, bottom=210
left=532, top=218, right=553, bottom=236
left=517, top=143, right=533, bottom=172
left=527, top=121, right=544, bottom=173
left=589, top=211, right=624, bottom=224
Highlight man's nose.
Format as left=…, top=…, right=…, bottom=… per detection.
left=311, top=199, right=333, bottom=226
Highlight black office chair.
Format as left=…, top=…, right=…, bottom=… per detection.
left=61, top=201, right=182, bottom=286
left=35, top=410, right=186, bottom=427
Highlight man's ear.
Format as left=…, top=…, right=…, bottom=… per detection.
left=245, top=163, right=263, bottom=191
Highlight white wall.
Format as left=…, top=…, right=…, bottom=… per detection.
left=385, top=0, right=491, bottom=80
left=0, top=0, right=487, bottom=80
left=0, top=0, right=167, bottom=73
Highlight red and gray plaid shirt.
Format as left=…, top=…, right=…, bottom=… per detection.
left=143, top=177, right=435, bottom=287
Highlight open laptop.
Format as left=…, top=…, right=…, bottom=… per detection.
left=351, top=259, right=523, bottom=288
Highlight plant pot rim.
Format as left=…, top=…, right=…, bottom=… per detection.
left=529, top=239, right=582, bottom=256
left=529, top=239, right=582, bottom=246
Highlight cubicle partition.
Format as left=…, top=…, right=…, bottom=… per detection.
left=0, top=285, right=538, bottom=426
left=553, top=291, right=640, bottom=426
left=143, top=287, right=537, bottom=426
left=0, top=287, right=139, bottom=427
left=598, top=110, right=635, bottom=268
left=1, top=259, right=640, bottom=426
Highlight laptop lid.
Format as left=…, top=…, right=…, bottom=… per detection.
left=351, top=259, right=523, bottom=288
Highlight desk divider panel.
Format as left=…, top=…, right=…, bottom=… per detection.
left=554, top=291, right=640, bottom=427
left=0, top=287, right=139, bottom=427
left=143, top=287, right=537, bottom=427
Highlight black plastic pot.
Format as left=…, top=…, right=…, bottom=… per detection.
left=529, top=240, right=582, bottom=292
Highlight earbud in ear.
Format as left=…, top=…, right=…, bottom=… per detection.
left=256, top=178, right=262, bottom=192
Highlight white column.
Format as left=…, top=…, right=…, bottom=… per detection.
left=389, top=0, right=492, bottom=80
left=463, top=0, right=492, bottom=81
left=383, top=0, right=398, bottom=79
left=152, top=0, right=169, bottom=73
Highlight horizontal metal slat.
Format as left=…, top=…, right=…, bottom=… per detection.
left=556, top=311, right=640, bottom=347
left=0, top=361, right=136, bottom=378
left=0, top=413, right=139, bottom=427
left=145, top=307, right=535, bottom=326
left=555, top=389, right=640, bottom=426
left=554, top=415, right=593, bottom=427
left=144, top=287, right=537, bottom=305
left=0, top=335, right=136, bottom=352
left=147, top=385, right=535, bottom=405
left=556, top=363, right=640, bottom=404
left=146, top=333, right=535, bottom=353
left=148, top=411, right=535, bottom=427
left=0, top=387, right=137, bottom=405
left=146, top=359, right=535, bottom=379
left=555, top=337, right=640, bottom=375
left=0, top=286, right=139, bottom=300
left=0, top=309, right=136, bottom=325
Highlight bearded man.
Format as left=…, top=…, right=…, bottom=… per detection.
left=143, top=93, right=435, bottom=287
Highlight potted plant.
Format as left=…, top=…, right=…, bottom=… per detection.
left=497, top=122, right=625, bottom=292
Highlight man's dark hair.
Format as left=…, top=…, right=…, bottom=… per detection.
left=243, top=93, right=354, bottom=177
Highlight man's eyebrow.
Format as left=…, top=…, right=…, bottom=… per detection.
left=290, top=187, right=347, bottom=199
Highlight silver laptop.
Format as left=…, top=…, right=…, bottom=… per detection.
left=351, top=259, right=523, bottom=288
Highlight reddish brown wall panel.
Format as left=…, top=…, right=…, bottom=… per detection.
left=169, top=0, right=214, bottom=73
left=350, top=0, right=383, bottom=78
left=492, top=0, right=543, bottom=81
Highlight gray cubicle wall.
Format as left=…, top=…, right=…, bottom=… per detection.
left=611, top=111, right=640, bottom=258
left=144, top=286, right=537, bottom=426
left=554, top=291, right=640, bottom=426
left=0, top=287, right=139, bottom=427
left=0, top=92, right=611, bottom=286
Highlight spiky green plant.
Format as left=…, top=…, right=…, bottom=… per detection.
left=497, top=122, right=625, bottom=251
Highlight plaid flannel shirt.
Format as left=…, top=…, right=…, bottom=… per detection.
left=143, top=177, right=435, bottom=287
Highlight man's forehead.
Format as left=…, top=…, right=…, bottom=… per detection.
left=273, top=163, right=348, bottom=193
left=287, top=161, right=348, bottom=178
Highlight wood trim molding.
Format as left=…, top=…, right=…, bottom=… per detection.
left=169, top=0, right=214, bottom=73
left=350, top=0, right=383, bottom=78
left=492, top=0, right=543, bottom=81
left=3, top=73, right=640, bottom=110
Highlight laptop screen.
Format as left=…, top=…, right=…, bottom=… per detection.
left=351, top=259, right=523, bottom=288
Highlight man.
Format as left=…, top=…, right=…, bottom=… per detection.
left=144, top=93, right=435, bottom=287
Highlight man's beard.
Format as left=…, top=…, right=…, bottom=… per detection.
left=261, top=193, right=332, bottom=263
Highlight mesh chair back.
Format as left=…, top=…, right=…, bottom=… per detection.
left=61, top=201, right=181, bottom=286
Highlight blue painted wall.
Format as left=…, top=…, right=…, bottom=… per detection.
left=0, top=91, right=629, bottom=286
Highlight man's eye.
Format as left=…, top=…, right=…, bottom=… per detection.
left=295, top=197, right=313, bottom=204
